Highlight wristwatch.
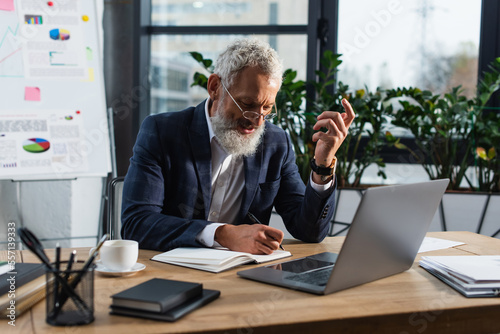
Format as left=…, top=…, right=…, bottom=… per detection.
left=310, top=156, right=337, bottom=182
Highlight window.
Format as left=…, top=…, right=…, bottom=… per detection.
left=151, top=0, right=308, bottom=26
left=337, top=0, right=481, bottom=98
left=122, top=0, right=498, bottom=177
left=146, top=0, right=312, bottom=115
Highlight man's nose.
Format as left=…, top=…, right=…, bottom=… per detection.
left=251, top=115, right=265, bottom=127
left=251, top=108, right=267, bottom=126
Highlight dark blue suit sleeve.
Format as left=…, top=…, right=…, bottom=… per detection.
left=121, top=115, right=209, bottom=251
left=273, top=133, right=336, bottom=243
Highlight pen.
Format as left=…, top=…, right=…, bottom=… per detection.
left=247, top=212, right=285, bottom=251
left=76, top=234, right=108, bottom=280
left=65, top=250, right=76, bottom=280
left=54, top=234, right=109, bottom=315
left=17, top=228, right=90, bottom=316
left=55, top=243, right=61, bottom=270
left=54, top=243, right=60, bottom=306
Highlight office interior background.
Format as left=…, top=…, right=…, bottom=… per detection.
left=0, top=0, right=499, bottom=250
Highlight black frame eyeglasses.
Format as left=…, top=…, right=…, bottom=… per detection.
left=221, top=81, right=277, bottom=122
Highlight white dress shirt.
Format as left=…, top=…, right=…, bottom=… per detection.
left=196, top=99, right=332, bottom=247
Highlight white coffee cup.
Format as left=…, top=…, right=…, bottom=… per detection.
left=92, top=240, right=138, bottom=271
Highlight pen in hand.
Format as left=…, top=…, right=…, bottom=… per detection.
left=247, top=212, right=285, bottom=251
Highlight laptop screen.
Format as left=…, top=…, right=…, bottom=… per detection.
left=269, top=257, right=335, bottom=273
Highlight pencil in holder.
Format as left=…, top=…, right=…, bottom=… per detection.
left=45, top=261, right=95, bottom=326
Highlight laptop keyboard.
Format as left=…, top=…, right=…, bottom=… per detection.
left=286, top=266, right=334, bottom=287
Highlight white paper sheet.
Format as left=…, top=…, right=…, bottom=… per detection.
left=418, top=237, right=465, bottom=253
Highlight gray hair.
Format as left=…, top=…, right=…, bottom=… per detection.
left=214, top=38, right=283, bottom=88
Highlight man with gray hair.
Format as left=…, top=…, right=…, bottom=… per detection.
left=121, top=38, right=355, bottom=254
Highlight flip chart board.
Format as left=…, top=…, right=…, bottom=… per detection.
left=0, top=0, right=111, bottom=180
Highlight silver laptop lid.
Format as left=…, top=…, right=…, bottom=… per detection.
left=324, top=179, right=449, bottom=294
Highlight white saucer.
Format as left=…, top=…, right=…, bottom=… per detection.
left=95, top=261, right=146, bottom=277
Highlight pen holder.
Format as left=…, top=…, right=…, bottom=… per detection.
left=45, top=261, right=95, bottom=326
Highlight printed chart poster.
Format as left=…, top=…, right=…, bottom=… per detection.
left=16, top=0, right=87, bottom=79
left=0, top=110, right=89, bottom=179
left=1, top=0, right=88, bottom=80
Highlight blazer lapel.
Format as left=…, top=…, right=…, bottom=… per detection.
left=187, top=101, right=212, bottom=219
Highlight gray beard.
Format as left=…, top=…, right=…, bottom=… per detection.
left=210, top=113, right=265, bottom=159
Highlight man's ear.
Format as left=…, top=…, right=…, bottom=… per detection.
left=207, top=74, right=221, bottom=101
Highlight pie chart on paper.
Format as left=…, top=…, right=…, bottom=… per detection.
left=23, top=138, right=50, bottom=153
left=49, top=28, right=71, bottom=41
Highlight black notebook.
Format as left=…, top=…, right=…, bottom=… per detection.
left=110, top=289, right=220, bottom=322
left=0, top=263, right=45, bottom=295
left=111, top=278, right=203, bottom=313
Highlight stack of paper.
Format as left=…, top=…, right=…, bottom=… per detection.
left=420, top=256, right=500, bottom=297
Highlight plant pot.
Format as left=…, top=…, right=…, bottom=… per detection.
left=435, top=192, right=500, bottom=237
left=330, top=187, right=500, bottom=239
left=329, top=188, right=365, bottom=236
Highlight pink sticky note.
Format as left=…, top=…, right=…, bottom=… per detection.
left=0, top=0, right=15, bottom=11
left=25, top=87, right=41, bottom=101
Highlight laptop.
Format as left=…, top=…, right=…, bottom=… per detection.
left=237, top=179, right=449, bottom=295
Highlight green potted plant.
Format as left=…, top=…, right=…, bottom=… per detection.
left=385, top=58, right=500, bottom=192
left=273, top=68, right=310, bottom=183
left=473, top=107, right=500, bottom=237
left=473, top=57, right=500, bottom=194
left=384, top=86, right=476, bottom=191
left=384, top=58, right=500, bottom=235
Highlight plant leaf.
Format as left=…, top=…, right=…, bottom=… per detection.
left=189, top=51, right=203, bottom=62
left=488, top=147, right=496, bottom=160
left=476, top=147, right=488, bottom=160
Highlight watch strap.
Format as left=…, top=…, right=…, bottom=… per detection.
left=310, top=156, right=337, bottom=176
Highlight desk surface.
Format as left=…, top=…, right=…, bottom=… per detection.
left=2, top=231, right=500, bottom=334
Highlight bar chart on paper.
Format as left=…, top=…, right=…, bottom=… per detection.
left=24, top=15, right=43, bottom=25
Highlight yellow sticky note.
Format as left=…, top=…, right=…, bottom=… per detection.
left=81, top=68, right=94, bottom=82
left=25, top=87, right=41, bottom=101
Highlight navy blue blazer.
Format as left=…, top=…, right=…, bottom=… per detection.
left=121, top=100, right=336, bottom=251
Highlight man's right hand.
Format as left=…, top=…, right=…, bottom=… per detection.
left=214, top=224, right=284, bottom=255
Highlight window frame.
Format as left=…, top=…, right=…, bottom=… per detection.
left=130, top=0, right=499, bottom=166
left=134, top=0, right=338, bottom=127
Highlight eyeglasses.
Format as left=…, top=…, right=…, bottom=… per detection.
left=221, top=81, right=277, bottom=122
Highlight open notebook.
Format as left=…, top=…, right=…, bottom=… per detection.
left=151, top=248, right=291, bottom=273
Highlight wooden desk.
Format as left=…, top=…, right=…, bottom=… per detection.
left=2, top=231, right=500, bottom=334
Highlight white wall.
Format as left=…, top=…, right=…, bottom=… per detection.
left=0, top=178, right=104, bottom=250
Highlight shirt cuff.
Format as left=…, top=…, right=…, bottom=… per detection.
left=310, top=172, right=334, bottom=194
left=196, top=223, right=225, bottom=248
